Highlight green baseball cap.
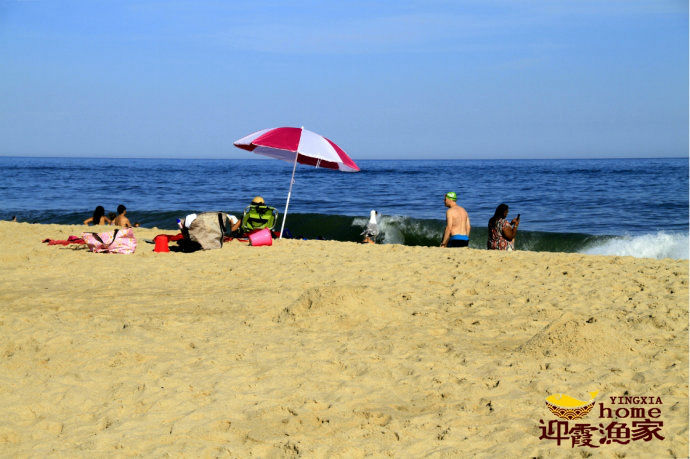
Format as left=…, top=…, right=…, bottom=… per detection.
left=445, top=191, right=457, bottom=201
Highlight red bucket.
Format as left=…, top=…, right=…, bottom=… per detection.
left=153, top=235, right=170, bottom=253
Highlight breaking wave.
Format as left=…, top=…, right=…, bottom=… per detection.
left=579, top=232, right=688, bottom=260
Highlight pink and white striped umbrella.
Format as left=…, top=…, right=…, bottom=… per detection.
left=233, top=126, right=359, bottom=172
left=233, top=126, right=360, bottom=238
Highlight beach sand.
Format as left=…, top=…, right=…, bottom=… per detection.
left=0, top=221, right=687, bottom=457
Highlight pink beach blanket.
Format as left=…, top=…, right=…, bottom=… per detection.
left=81, top=228, right=137, bottom=254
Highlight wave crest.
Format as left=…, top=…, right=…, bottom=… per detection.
left=580, top=232, right=688, bottom=260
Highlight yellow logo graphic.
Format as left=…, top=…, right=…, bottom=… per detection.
left=545, top=391, right=599, bottom=420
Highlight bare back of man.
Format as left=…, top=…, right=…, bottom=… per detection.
left=447, top=205, right=469, bottom=236
left=112, top=214, right=131, bottom=227
left=441, top=192, right=471, bottom=247
left=112, top=205, right=132, bottom=228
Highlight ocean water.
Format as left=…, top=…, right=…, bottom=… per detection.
left=0, top=156, right=687, bottom=259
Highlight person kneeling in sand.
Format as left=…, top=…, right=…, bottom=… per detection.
left=226, top=213, right=241, bottom=233
left=112, top=204, right=132, bottom=228
left=179, top=213, right=241, bottom=234
left=440, top=191, right=471, bottom=248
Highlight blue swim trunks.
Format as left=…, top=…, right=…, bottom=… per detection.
left=448, top=234, right=469, bottom=247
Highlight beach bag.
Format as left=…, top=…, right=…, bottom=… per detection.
left=181, top=212, right=226, bottom=251
left=82, top=228, right=137, bottom=254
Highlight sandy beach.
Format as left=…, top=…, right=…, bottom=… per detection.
left=0, top=221, right=687, bottom=457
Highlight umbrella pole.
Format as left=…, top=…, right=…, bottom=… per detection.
left=280, top=153, right=298, bottom=239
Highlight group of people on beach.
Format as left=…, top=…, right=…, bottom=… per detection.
left=440, top=191, right=520, bottom=251
left=361, top=191, right=519, bottom=250
left=82, top=193, right=520, bottom=250
left=83, top=205, right=136, bottom=228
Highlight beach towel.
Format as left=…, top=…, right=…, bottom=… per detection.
left=148, top=232, right=249, bottom=252
left=82, top=228, right=137, bottom=254
left=42, top=235, right=86, bottom=246
left=154, top=233, right=184, bottom=242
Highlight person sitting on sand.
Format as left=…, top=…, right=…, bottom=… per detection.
left=83, top=206, right=111, bottom=226
left=487, top=203, right=519, bottom=251
left=112, top=204, right=132, bottom=228
left=361, top=210, right=380, bottom=244
left=440, top=191, right=470, bottom=248
left=179, top=212, right=241, bottom=234
left=238, top=196, right=278, bottom=235
left=226, top=214, right=241, bottom=233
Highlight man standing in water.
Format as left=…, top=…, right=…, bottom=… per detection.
left=440, top=191, right=471, bottom=248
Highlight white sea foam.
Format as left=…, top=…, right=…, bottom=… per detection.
left=351, top=215, right=438, bottom=245
left=579, top=232, right=689, bottom=260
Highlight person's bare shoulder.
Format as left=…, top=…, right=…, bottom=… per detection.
left=113, top=215, right=129, bottom=226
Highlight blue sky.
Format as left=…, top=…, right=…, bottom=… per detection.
left=0, top=0, right=687, bottom=159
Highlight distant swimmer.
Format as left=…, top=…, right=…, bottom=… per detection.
left=112, top=204, right=132, bottom=228
left=440, top=191, right=471, bottom=248
left=83, top=206, right=112, bottom=226
left=361, top=210, right=381, bottom=244
left=487, top=203, right=519, bottom=251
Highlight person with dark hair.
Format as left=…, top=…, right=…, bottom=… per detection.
left=112, top=204, right=132, bottom=228
left=83, top=206, right=111, bottom=226
left=487, top=203, right=520, bottom=250
left=440, top=191, right=471, bottom=248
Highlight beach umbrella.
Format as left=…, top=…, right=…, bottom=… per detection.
left=233, top=126, right=360, bottom=238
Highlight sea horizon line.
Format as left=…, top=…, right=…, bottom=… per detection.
left=1, top=154, right=688, bottom=161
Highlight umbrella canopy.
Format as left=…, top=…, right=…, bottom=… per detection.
left=233, top=127, right=360, bottom=238
left=234, top=127, right=359, bottom=172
